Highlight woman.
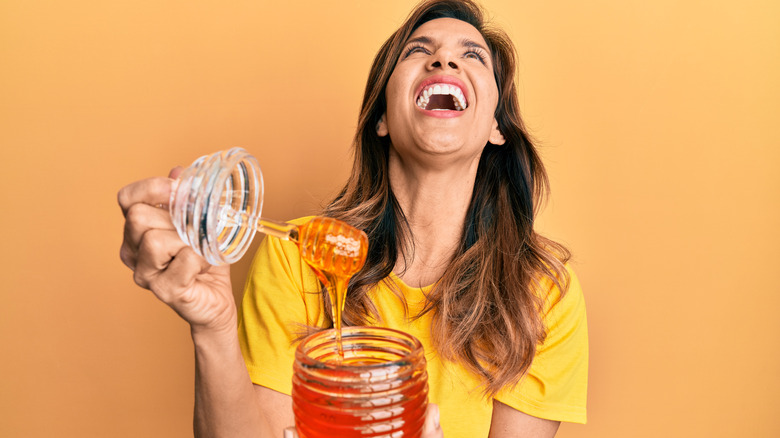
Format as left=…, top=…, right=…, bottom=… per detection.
left=118, top=1, right=588, bottom=437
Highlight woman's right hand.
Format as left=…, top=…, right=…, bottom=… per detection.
left=117, top=169, right=235, bottom=332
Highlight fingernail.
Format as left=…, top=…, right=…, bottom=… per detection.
left=283, top=429, right=294, bottom=438
left=433, top=404, right=440, bottom=429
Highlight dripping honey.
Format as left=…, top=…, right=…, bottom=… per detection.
left=291, top=218, right=429, bottom=437
left=296, top=217, right=368, bottom=358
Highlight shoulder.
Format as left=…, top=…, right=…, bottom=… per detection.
left=539, top=264, right=587, bottom=352
left=494, top=264, right=589, bottom=424
left=539, top=263, right=585, bottom=321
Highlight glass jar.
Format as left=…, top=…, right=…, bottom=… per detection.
left=292, top=327, right=428, bottom=438
left=169, top=148, right=263, bottom=265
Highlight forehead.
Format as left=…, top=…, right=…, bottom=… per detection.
left=407, top=17, right=488, bottom=47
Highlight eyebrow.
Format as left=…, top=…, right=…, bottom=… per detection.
left=405, top=35, right=433, bottom=46
left=459, top=38, right=489, bottom=53
left=403, top=35, right=490, bottom=54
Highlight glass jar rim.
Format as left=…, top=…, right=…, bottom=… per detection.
left=295, top=326, right=425, bottom=371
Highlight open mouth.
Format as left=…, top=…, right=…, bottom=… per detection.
left=416, top=83, right=468, bottom=111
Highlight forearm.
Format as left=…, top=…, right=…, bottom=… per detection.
left=488, top=400, right=559, bottom=438
left=118, top=170, right=277, bottom=436
left=192, top=325, right=270, bottom=438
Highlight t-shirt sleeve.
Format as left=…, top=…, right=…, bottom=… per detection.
left=237, top=231, right=325, bottom=396
left=495, top=265, right=589, bottom=424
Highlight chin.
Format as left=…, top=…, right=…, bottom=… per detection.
left=418, top=137, right=484, bottom=161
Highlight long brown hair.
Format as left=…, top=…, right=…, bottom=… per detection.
left=322, top=0, right=571, bottom=396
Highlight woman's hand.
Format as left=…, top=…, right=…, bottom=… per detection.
left=422, top=403, right=443, bottom=437
left=117, top=169, right=235, bottom=332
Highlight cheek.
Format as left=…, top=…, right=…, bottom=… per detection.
left=482, top=77, right=500, bottom=107
left=384, top=65, right=416, bottom=111
left=479, top=83, right=500, bottom=118
left=385, top=77, right=401, bottom=110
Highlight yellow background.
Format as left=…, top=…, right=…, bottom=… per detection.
left=1, top=0, right=778, bottom=436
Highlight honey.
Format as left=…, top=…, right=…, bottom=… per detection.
left=218, top=213, right=367, bottom=355
left=291, top=221, right=428, bottom=437
left=163, top=148, right=427, bottom=435
left=296, top=216, right=368, bottom=357
left=292, top=327, right=429, bottom=438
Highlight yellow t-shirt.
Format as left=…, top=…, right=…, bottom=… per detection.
left=238, top=219, right=588, bottom=437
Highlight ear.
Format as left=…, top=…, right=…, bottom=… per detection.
left=376, top=113, right=388, bottom=137
left=489, top=118, right=506, bottom=145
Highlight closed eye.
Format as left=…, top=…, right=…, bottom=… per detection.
left=403, top=42, right=430, bottom=59
left=464, top=48, right=488, bottom=65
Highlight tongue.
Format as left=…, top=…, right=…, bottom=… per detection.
left=426, top=94, right=457, bottom=110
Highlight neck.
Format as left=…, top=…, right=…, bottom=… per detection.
left=388, top=149, right=480, bottom=288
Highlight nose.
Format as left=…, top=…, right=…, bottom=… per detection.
left=428, top=50, right=459, bottom=71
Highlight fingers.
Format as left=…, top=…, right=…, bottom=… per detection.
left=422, top=403, right=443, bottom=438
left=117, top=170, right=235, bottom=330
left=168, top=166, right=184, bottom=179
left=154, top=244, right=214, bottom=297
left=118, top=176, right=177, bottom=270
left=132, top=228, right=189, bottom=290
left=117, top=176, right=175, bottom=216
left=121, top=202, right=176, bottom=269
left=132, top=229, right=216, bottom=306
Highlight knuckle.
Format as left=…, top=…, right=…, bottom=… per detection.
left=117, top=187, right=129, bottom=209
left=119, top=245, right=136, bottom=269
left=132, top=269, right=150, bottom=289
left=124, top=203, right=147, bottom=224
left=182, top=248, right=212, bottom=276
left=154, top=177, right=172, bottom=198
left=139, top=228, right=166, bottom=254
left=148, top=274, right=186, bottom=307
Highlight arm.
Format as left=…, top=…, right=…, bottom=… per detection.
left=488, top=267, right=589, bottom=436
left=488, top=400, right=560, bottom=438
left=118, top=175, right=290, bottom=437
left=192, top=326, right=293, bottom=437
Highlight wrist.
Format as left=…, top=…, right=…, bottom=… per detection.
left=190, top=320, right=238, bottom=347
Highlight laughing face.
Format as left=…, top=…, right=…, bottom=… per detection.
left=378, top=18, right=505, bottom=167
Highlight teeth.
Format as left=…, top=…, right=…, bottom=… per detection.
left=416, top=82, right=468, bottom=111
